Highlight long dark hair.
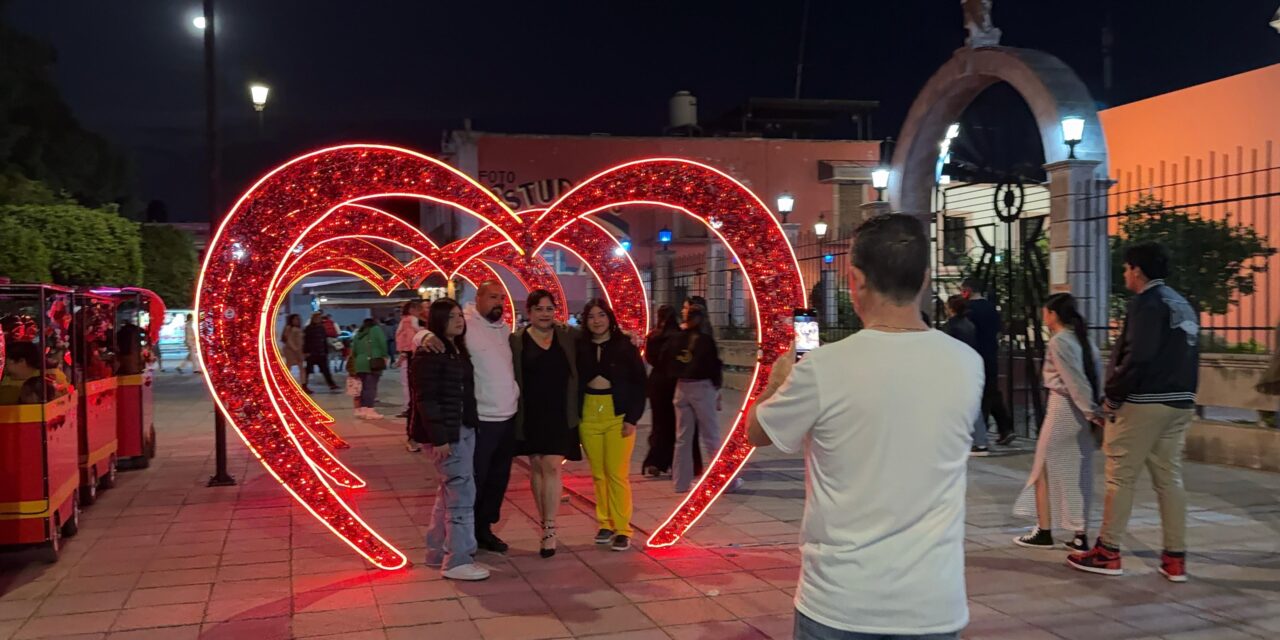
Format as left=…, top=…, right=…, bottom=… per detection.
left=427, top=298, right=468, bottom=357
left=1045, top=293, right=1099, bottom=400
left=286, top=314, right=301, bottom=328
left=581, top=298, right=622, bottom=340
left=651, top=304, right=678, bottom=337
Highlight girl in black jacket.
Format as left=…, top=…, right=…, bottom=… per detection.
left=412, top=299, right=488, bottom=581
left=577, top=299, right=647, bottom=551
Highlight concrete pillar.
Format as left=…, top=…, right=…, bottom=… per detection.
left=706, top=243, right=728, bottom=329
left=1044, top=159, right=1110, bottom=337
left=653, top=249, right=674, bottom=311
left=584, top=274, right=598, bottom=303
left=781, top=222, right=801, bottom=249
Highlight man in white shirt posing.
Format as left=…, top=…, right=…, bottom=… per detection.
left=461, top=282, right=521, bottom=553
left=748, top=214, right=983, bottom=639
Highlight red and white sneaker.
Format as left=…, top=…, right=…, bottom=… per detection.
left=1158, top=552, right=1188, bottom=583
left=1066, top=541, right=1123, bottom=576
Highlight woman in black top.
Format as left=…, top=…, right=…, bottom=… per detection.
left=641, top=305, right=702, bottom=477
left=411, top=299, right=488, bottom=581
left=511, top=290, right=579, bottom=558
left=578, top=299, right=647, bottom=551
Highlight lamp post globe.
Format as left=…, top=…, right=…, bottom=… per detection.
left=776, top=192, right=795, bottom=223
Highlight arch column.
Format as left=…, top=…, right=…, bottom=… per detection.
left=1046, top=158, right=1111, bottom=335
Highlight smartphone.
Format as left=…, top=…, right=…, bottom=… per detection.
left=793, top=308, right=819, bottom=360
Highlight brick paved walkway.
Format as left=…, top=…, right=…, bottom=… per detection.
left=1, top=372, right=1278, bottom=639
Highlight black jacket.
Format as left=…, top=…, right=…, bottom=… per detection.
left=303, top=323, right=329, bottom=358
left=577, top=333, right=648, bottom=425
left=1105, top=280, right=1200, bottom=407
left=410, top=343, right=478, bottom=446
left=662, top=327, right=723, bottom=388
left=966, top=297, right=1001, bottom=372
left=942, top=315, right=978, bottom=352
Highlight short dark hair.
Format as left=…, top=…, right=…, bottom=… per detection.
left=960, top=277, right=985, bottom=294
left=5, top=340, right=41, bottom=369
left=526, top=289, right=556, bottom=311
left=685, top=303, right=706, bottom=326
left=684, top=295, right=707, bottom=308
left=1124, top=242, right=1170, bottom=280
left=850, top=214, right=929, bottom=304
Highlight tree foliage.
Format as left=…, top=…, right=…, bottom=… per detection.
left=140, top=224, right=197, bottom=308
left=0, top=204, right=141, bottom=286
left=1111, top=195, right=1277, bottom=315
left=0, top=216, right=51, bottom=282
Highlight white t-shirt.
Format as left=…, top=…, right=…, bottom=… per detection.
left=462, top=303, right=519, bottom=421
left=756, top=329, right=982, bottom=636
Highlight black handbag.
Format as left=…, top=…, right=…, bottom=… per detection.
left=369, top=356, right=387, bottom=372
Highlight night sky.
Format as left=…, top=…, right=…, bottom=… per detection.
left=8, top=0, right=1280, bottom=220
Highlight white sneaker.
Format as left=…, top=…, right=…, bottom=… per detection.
left=353, top=408, right=369, bottom=418
left=405, top=439, right=422, bottom=452
left=364, top=410, right=385, bottom=420
left=441, top=563, right=490, bottom=581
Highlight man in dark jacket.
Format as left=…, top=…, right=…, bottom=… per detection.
left=942, top=295, right=989, bottom=455
left=303, top=312, right=339, bottom=393
left=961, top=278, right=1016, bottom=445
left=1068, top=242, right=1198, bottom=583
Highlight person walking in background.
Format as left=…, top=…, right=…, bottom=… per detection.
left=351, top=317, right=389, bottom=420
left=175, top=313, right=202, bottom=374
left=281, top=314, right=305, bottom=384
left=578, top=299, right=646, bottom=552
left=303, top=312, right=339, bottom=393
left=961, top=277, right=1016, bottom=446
left=411, top=298, right=489, bottom=581
left=663, top=304, right=729, bottom=494
left=396, top=301, right=423, bottom=426
left=1069, top=242, right=1199, bottom=583
left=1013, top=293, right=1102, bottom=553
left=1257, top=320, right=1280, bottom=425
left=748, top=214, right=980, bottom=639
left=641, top=305, right=701, bottom=477
left=941, top=295, right=989, bottom=456
left=510, top=290, right=580, bottom=558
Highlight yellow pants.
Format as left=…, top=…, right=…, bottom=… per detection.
left=579, top=393, right=635, bottom=537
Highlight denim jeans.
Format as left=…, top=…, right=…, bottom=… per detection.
left=358, top=371, right=380, bottom=408
left=425, top=426, right=478, bottom=570
left=673, top=379, right=721, bottom=493
left=971, top=413, right=990, bottom=448
left=794, top=611, right=961, bottom=640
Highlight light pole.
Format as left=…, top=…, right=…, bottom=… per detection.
left=813, top=212, right=828, bottom=239
left=657, top=226, right=672, bottom=250
left=250, top=82, right=270, bottom=134
left=1061, top=116, right=1085, bottom=159
left=871, top=168, right=890, bottom=202
left=199, top=0, right=236, bottom=488
left=776, top=192, right=795, bottom=224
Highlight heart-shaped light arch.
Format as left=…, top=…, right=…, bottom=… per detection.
left=197, top=145, right=802, bottom=570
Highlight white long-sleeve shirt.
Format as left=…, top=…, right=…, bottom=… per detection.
left=463, top=303, right=519, bottom=421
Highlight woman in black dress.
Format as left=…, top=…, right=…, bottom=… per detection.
left=641, top=305, right=701, bottom=477
left=511, top=289, right=579, bottom=558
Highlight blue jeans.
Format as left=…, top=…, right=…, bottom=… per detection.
left=795, top=611, right=960, bottom=640
left=358, top=371, right=380, bottom=408
left=972, top=412, right=990, bottom=448
left=425, top=426, right=478, bottom=570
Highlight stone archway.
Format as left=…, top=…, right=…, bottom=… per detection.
left=889, top=45, right=1107, bottom=213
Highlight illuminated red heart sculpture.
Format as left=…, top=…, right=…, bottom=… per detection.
left=196, top=145, right=805, bottom=569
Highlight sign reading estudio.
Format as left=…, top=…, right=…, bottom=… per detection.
left=478, top=171, right=575, bottom=210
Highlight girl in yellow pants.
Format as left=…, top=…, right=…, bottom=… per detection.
left=580, top=390, right=634, bottom=542
left=577, top=299, right=648, bottom=551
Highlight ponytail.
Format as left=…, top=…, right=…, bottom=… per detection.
left=1045, top=293, right=1099, bottom=401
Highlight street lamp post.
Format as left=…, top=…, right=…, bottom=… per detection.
left=201, top=0, right=236, bottom=488
left=813, top=213, right=828, bottom=239
left=870, top=168, right=890, bottom=202
left=776, top=192, right=795, bottom=224
left=250, top=82, right=270, bottom=134
left=657, top=226, right=672, bottom=250
left=1061, top=116, right=1085, bottom=159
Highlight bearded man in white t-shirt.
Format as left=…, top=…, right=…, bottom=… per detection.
left=748, top=214, right=983, bottom=640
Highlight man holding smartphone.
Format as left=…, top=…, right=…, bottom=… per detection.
left=747, top=214, right=982, bottom=639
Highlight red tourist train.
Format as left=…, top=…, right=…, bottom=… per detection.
left=100, top=287, right=164, bottom=468
left=0, top=285, right=82, bottom=561
left=71, top=289, right=120, bottom=504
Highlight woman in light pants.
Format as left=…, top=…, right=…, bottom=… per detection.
left=662, top=305, right=724, bottom=494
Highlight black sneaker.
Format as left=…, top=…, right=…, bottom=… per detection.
left=477, top=531, right=509, bottom=553
left=611, top=535, right=631, bottom=552
left=970, top=446, right=990, bottom=457
left=996, top=433, right=1017, bottom=446
left=1013, top=527, right=1055, bottom=549
left=396, top=410, right=411, bottom=419
left=594, top=529, right=614, bottom=545
left=1065, top=533, right=1090, bottom=553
